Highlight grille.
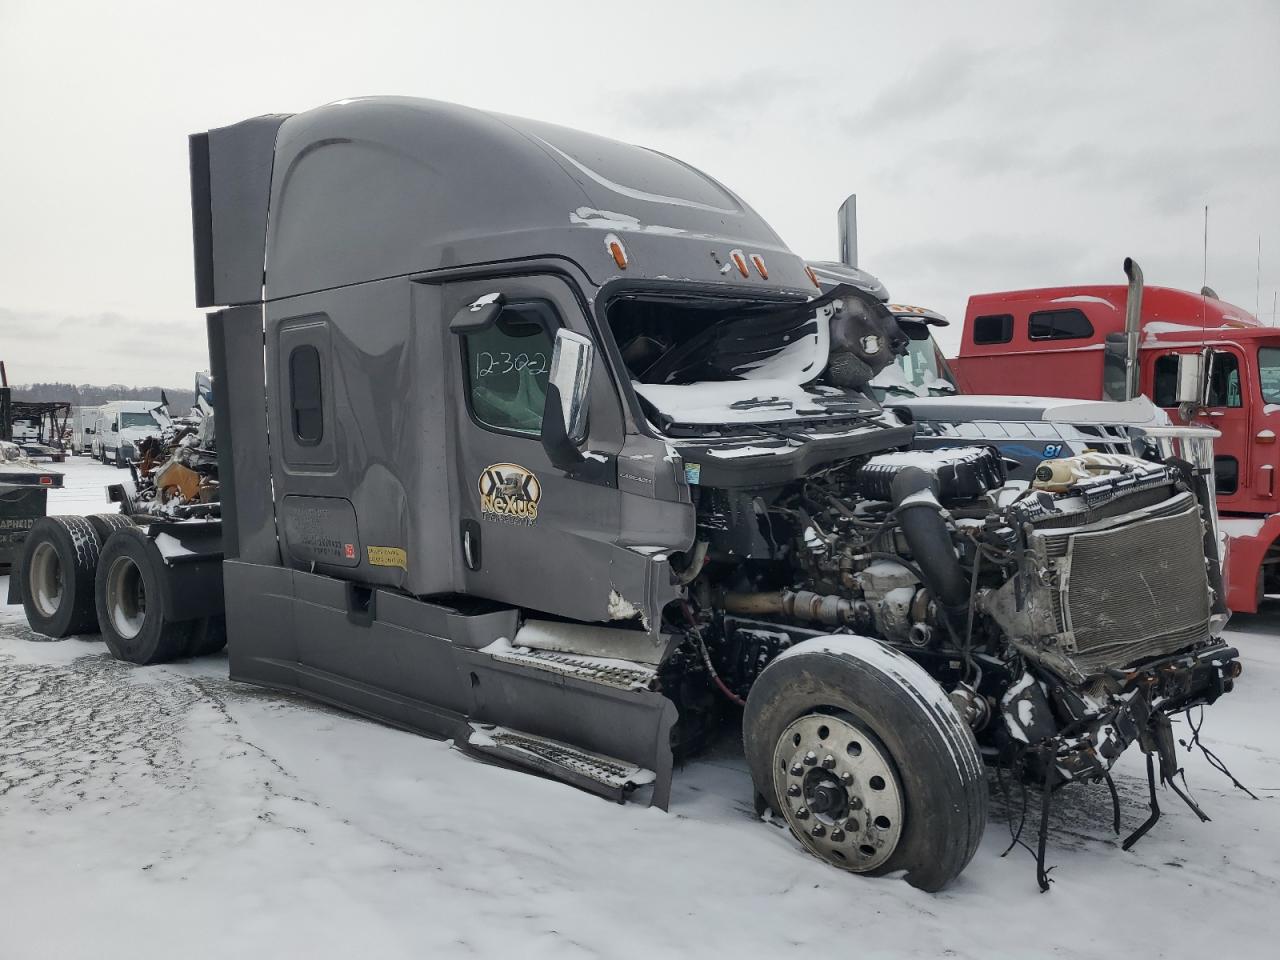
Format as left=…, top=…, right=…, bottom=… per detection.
left=1048, top=494, right=1210, bottom=675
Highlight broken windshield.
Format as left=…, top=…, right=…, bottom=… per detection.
left=604, top=289, right=894, bottom=432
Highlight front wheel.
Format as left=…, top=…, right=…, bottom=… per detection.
left=744, top=635, right=987, bottom=892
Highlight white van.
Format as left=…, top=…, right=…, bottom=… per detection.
left=95, top=400, right=163, bottom=467
left=71, top=406, right=100, bottom=455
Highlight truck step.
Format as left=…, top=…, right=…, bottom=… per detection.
left=485, top=642, right=657, bottom=691
left=465, top=723, right=657, bottom=802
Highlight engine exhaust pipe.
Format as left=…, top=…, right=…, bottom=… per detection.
left=1123, top=257, right=1144, bottom=401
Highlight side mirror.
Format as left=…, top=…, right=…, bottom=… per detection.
left=548, top=329, right=593, bottom=445
left=449, top=292, right=506, bottom=333
left=540, top=330, right=594, bottom=471
left=112, top=422, right=119, bottom=433
left=1176, top=352, right=1205, bottom=406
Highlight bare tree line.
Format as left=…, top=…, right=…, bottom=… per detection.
left=7, top=382, right=196, bottom=412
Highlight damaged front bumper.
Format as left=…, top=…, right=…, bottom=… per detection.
left=1004, top=641, right=1240, bottom=785
left=999, top=641, right=1241, bottom=890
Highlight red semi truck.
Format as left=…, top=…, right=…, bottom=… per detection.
left=950, top=274, right=1279, bottom=613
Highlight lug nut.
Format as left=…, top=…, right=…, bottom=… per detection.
left=821, top=755, right=836, bottom=770
left=840, top=772, right=854, bottom=785
left=791, top=763, right=805, bottom=777
left=811, top=824, right=826, bottom=838
left=803, top=751, right=817, bottom=766
left=830, top=828, right=846, bottom=842
left=787, top=784, right=802, bottom=798
left=844, top=818, right=858, bottom=833
left=795, top=807, right=810, bottom=820
left=848, top=796, right=863, bottom=811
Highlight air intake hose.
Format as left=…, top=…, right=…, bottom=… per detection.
left=889, top=466, right=970, bottom=637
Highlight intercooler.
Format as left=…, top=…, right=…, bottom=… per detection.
left=1035, top=492, right=1212, bottom=676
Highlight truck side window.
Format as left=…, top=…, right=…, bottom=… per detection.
left=1028, top=309, right=1093, bottom=341
left=289, top=345, right=324, bottom=444
left=972, top=314, right=1013, bottom=345
left=462, top=301, right=556, bottom=436
left=1152, top=355, right=1179, bottom=407
left=1205, top=351, right=1242, bottom=408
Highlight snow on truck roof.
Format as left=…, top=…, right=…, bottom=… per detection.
left=193, top=96, right=813, bottom=308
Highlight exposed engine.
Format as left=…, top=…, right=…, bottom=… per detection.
left=672, top=441, right=1239, bottom=885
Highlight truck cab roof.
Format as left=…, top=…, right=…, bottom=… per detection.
left=963, top=285, right=1262, bottom=355
left=193, top=96, right=816, bottom=309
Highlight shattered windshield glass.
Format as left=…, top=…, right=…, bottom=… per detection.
left=607, top=285, right=911, bottom=433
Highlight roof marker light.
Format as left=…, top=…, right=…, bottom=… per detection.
left=729, top=249, right=749, bottom=278
left=805, top=265, right=821, bottom=289
left=605, top=233, right=628, bottom=269
left=750, top=254, right=768, bottom=279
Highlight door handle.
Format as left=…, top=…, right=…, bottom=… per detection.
left=461, top=519, right=482, bottom=571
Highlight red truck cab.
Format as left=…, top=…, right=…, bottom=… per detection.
left=952, top=284, right=1280, bottom=613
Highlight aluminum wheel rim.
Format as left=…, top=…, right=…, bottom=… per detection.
left=772, top=714, right=905, bottom=872
left=105, top=555, right=146, bottom=640
left=29, top=541, right=63, bottom=619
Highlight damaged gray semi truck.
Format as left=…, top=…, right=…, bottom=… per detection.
left=10, top=97, right=1241, bottom=891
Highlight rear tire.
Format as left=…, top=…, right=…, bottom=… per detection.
left=95, top=527, right=193, bottom=664
left=744, top=636, right=987, bottom=892
left=18, top=516, right=102, bottom=637
left=86, top=512, right=134, bottom=543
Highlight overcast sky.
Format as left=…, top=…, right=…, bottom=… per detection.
left=2, top=0, right=1277, bottom=387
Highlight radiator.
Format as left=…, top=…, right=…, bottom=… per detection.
left=1036, top=492, right=1211, bottom=676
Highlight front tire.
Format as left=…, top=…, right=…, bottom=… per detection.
left=95, top=527, right=193, bottom=664
left=744, top=635, right=987, bottom=892
left=19, top=516, right=102, bottom=637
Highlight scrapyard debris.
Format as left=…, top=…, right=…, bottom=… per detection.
left=125, top=415, right=219, bottom=517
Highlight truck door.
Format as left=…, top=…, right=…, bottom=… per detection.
left=1152, top=347, right=1250, bottom=501
left=443, top=274, right=631, bottom=626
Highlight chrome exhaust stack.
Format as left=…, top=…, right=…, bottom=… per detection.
left=1123, top=257, right=1144, bottom=401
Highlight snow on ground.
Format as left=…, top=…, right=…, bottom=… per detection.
left=1, top=456, right=1277, bottom=959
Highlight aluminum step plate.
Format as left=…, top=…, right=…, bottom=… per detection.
left=485, top=642, right=657, bottom=691
left=467, top=724, right=657, bottom=795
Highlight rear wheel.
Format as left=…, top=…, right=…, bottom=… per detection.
left=95, top=527, right=193, bottom=664
left=744, top=636, right=987, bottom=892
left=19, top=516, right=102, bottom=637
left=86, top=512, right=134, bottom=543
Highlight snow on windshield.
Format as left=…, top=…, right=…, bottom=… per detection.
left=614, top=297, right=847, bottom=427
